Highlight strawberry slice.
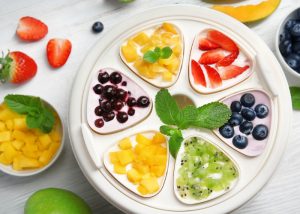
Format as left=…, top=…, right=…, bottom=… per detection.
left=47, top=38, right=72, bottom=68
left=191, top=60, right=207, bottom=87
left=218, top=65, right=250, bottom=80
left=0, top=51, right=37, bottom=84
left=207, top=30, right=238, bottom=52
left=198, top=38, right=220, bottom=51
left=204, top=65, right=222, bottom=89
left=199, top=49, right=225, bottom=65
left=16, top=16, right=48, bottom=42
left=216, top=51, right=239, bottom=67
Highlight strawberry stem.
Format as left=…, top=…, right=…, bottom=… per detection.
left=0, top=52, right=13, bottom=83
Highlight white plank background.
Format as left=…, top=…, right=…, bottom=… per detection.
left=0, top=0, right=299, bottom=213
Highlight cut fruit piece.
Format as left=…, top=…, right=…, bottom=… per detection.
left=116, top=150, right=134, bottom=166
left=204, top=65, right=222, bottom=88
left=137, top=185, right=149, bottom=195
left=133, top=32, right=150, bottom=46
left=151, top=132, right=166, bottom=144
left=218, top=65, right=250, bottom=80
left=198, top=38, right=220, bottom=51
left=114, top=163, right=127, bottom=174
left=191, top=60, right=207, bottom=87
left=118, top=138, right=132, bottom=150
left=121, top=44, right=138, bottom=62
left=216, top=51, right=239, bottom=67
left=127, top=168, right=142, bottom=183
left=0, top=131, right=11, bottom=142
left=140, top=177, right=160, bottom=194
left=136, top=134, right=152, bottom=145
left=199, top=49, right=225, bottom=65
left=212, top=0, right=281, bottom=23
left=207, top=30, right=238, bottom=52
left=109, top=152, right=119, bottom=164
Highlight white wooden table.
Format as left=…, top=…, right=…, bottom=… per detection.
left=0, top=0, right=299, bottom=213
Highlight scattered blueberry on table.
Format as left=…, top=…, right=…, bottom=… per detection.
left=92, top=21, right=104, bottom=33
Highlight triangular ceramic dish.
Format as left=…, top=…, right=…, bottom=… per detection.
left=103, top=131, right=169, bottom=197
left=86, top=68, right=152, bottom=134
left=214, top=89, right=272, bottom=157
left=174, top=135, right=239, bottom=204
left=120, top=22, right=184, bottom=88
left=189, top=29, right=254, bottom=94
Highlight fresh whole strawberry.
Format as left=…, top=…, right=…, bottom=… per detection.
left=0, top=51, right=37, bottom=84
left=47, top=38, right=72, bottom=68
left=16, top=16, right=48, bottom=42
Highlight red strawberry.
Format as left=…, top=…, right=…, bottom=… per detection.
left=0, top=51, right=37, bottom=84
left=16, top=16, right=48, bottom=42
left=207, top=30, right=238, bottom=52
left=47, top=38, right=72, bottom=68
left=218, top=65, right=250, bottom=80
left=204, top=65, right=222, bottom=89
left=199, top=49, right=225, bottom=65
left=191, top=60, right=206, bottom=87
left=216, top=51, right=239, bottom=67
left=198, top=38, right=220, bottom=50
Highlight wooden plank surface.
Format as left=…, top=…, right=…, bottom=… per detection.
left=0, top=0, right=298, bottom=213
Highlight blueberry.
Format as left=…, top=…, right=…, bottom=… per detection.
left=252, top=124, right=269, bottom=141
left=92, top=21, right=104, bottom=33
left=280, top=31, right=291, bottom=42
left=93, top=84, right=103, bottom=94
left=279, top=40, right=292, bottom=57
left=127, top=97, right=137, bottom=107
left=293, top=42, right=300, bottom=54
left=254, top=104, right=269, bottom=119
left=112, top=99, right=124, bottom=111
left=116, top=112, right=128, bottom=123
left=101, top=100, right=112, bottom=112
left=137, top=96, right=150, bottom=107
left=102, top=85, right=117, bottom=99
left=98, top=72, right=110, bottom=84
left=241, top=108, right=256, bottom=121
left=228, top=112, right=243, bottom=126
left=94, top=106, right=103, bottom=116
left=285, top=19, right=298, bottom=31
left=94, top=118, right=104, bottom=128
left=291, top=23, right=300, bottom=37
left=285, top=54, right=300, bottom=71
left=240, top=93, right=255, bottom=107
left=232, top=135, right=248, bottom=149
left=103, top=112, right=115, bottom=122
left=230, top=101, right=242, bottom=112
left=219, top=124, right=234, bottom=139
left=128, top=108, right=135, bottom=116
left=110, top=71, right=122, bottom=84
left=239, top=121, right=253, bottom=135
left=116, top=88, right=127, bottom=101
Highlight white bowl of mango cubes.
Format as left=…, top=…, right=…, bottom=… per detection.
left=0, top=96, right=65, bottom=177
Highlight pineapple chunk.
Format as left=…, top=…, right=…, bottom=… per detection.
left=22, top=144, right=39, bottom=159
left=0, top=121, right=6, bottom=131
left=166, top=58, right=179, bottom=74
left=0, top=131, right=11, bottom=142
left=121, top=44, right=138, bottom=63
left=133, top=144, right=145, bottom=155
left=116, top=150, right=134, bottom=166
left=114, top=163, right=127, bottom=174
left=152, top=132, right=166, bottom=144
left=12, top=130, right=27, bottom=141
left=0, top=153, right=10, bottom=165
left=48, top=142, right=60, bottom=157
left=109, top=152, right=119, bottom=164
left=137, top=185, right=149, bottom=195
left=132, top=162, right=150, bottom=174
left=140, top=177, right=160, bottom=194
left=0, top=108, right=19, bottom=121
left=23, top=133, right=37, bottom=144
left=39, top=134, right=52, bottom=149
left=13, top=118, right=27, bottom=130
left=162, top=71, right=173, bottom=82
left=150, top=165, right=166, bottom=177
left=147, top=155, right=167, bottom=166
left=136, top=134, right=152, bottom=145
left=38, top=150, right=52, bottom=165
left=15, top=154, right=40, bottom=169
left=12, top=140, right=24, bottom=150
left=5, top=120, right=14, bottom=131
left=173, top=44, right=182, bottom=56
left=156, top=146, right=167, bottom=155
left=2, top=142, right=18, bottom=164
left=127, top=168, right=142, bottom=184
left=162, top=23, right=178, bottom=34
left=118, top=137, right=132, bottom=150
left=49, top=128, right=61, bottom=142
left=151, top=64, right=169, bottom=73
left=133, top=32, right=149, bottom=46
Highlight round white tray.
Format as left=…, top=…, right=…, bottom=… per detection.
left=68, top=5, right=292, bottom=213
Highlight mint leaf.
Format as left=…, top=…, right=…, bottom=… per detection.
left=155, top=89, right=180, bottom=125
left=4, top=94, right=55, bottom=133
left=193, top=102, right=231, bottom=129
left=290, top=87, right=300, bottom=110
left=160, top=47, right=173, bottom=59
left=143, top=51, right=159, bottom=63
left=175, top=105, right=198, bottom=129
left=154, top=47, right=161, bottom=55
left=169, top=131, right=183, bottom=158
left=160, top=125, right=181, bottom=136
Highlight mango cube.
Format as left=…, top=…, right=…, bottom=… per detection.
left=2, top=142, right=18, bottom=164
left=127, top=168, right=142, bottom=184
left=114, top=163, right=127, bottom=174
left=38, top=150, right=52, bottom=165
left=12, top=130, right=27, bottom=141
left=12, top=140, right=24, bottom=150
left=132, top=162, right=150, bottom=175
left=137, top=185, right=149, bottom=195
left=152, top=132, right=166, bottom=144
left=13, top=118, right=27, bottom=130
left=121, top=44, right=138, bottom=62
left=0, top=153, right=10, bottom=165
left=140, top=177, right=160, bottom=194
left=14, top=154, right=40, bottom=169
left=133, top=32, right=149, bottom=46
left=0, top=108, right=19, bottom=121
left=0, top=121, right=6, bottom=131
left=38, top=134, right=52, bottom=148
left=0, top=131, right=11, bottom=142
left=162, top=71, right=173, bottom=82
left=150, top=165, right=166, bottom=177
left=118, top=137, right=132, bottom=150
left=162, top=23, right=178, bottom=34
left=136, top=134, right=152, bottom=145
left=116, top=150, right=134, bottom=166
left=5, top=120, right=14, bottom=131
left=109, top=152, right=119, bottom=164
left=133, top=143, right=145, bottom=155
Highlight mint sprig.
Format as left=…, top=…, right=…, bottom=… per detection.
left=155, top=89, right=231, bottom=158
left=143, top=47, right=173, bottom=63
left=4, top=95, right=55, bottom=133
left=290, top=87, right=300, bottom=110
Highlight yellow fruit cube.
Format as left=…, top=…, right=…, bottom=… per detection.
left=12, top=156, right=22, bottom=170
left=121, top=44, right=138, bottom=63
left=133, top=32, right=150, bottom=46
left=0, top=108, right=19, bottom=121
left=13, top=118, right=27, bottom=130
left=38, top=134, right=52, bottom=149
left=22, top=144, right=39, bottom=159
left=132, top=162, right=150, bottom=174
left=0, top=153, right=10, bottom=165
left=137, top=185, right=149, bottom=195
left=118, top=137, right=132, bottom=150
left=162, top=23, right=178, bottom=34
left=38, top=150, right=52, bottom=165
left=148, top=155, right=167, bottom=166
left=133, top=143, right=145, bottom=155
left=0, top=131, right=11, bottom=142
left=109, top=152, right=119, bottom=164
left=0, top=121, right=6, bottom=131
left=156, top=146, right=167, bottom=155
left=162, top=71, right=173, bottom=82
left=116, top=150, right=134, bottom=166
left=49, top=128, right=62, bottom=142
left=12, top=140, right=24, bottom=150
left=48, top=142, right=60, bottom=157
left=127, top=168, right=142, bottom=184
left=150, top=165, right=166, bottom=177
left=12, top=130, right=26, bottom=141
left=136, top=134, right=152, bottom=145
left=15, top=154, right=40, bottom=169
left=114, top=163, right=127, bottom=174
left=140, top=177, right=160, bottom=194
left=151, top=63, right=169, bottom=74
left=5, top=120, right=14, bottom=131
left=173, top=44, right=182, bottom=56
left=141, top=44, right=154, bottom=54
left=152, top=132, right=166, bottom=144
left=23, top=133, right=37, bottom=145
left=2, top=142, right=18, bottom=164
left=166, top=58, right=179, bottom=74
